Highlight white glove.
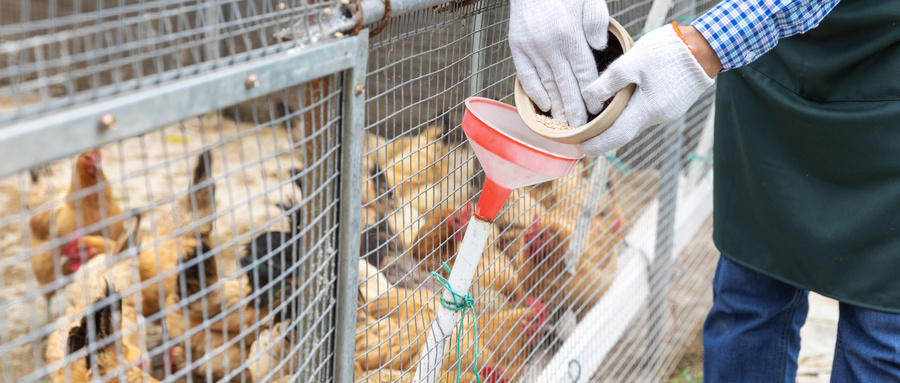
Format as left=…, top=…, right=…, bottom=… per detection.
left=577, top=23, right=715, bottom=157
left=509, top=0, right=610, bottom=127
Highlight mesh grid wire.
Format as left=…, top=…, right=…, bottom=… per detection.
left=0, top=0, right=722, bottom=382
left=0, top=79, right=346, bottom=382
left=355, top=0, right=718, bottom=382
left=0, top=0, right=342, bottom=123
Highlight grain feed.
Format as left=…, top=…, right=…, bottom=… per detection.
left=536, top=114, right=573, bottom=131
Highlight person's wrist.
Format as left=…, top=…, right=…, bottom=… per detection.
left=677, top=25, right=722, bottom=79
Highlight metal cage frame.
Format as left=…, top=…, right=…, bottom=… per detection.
left=0, top=0, right=720, bottom=381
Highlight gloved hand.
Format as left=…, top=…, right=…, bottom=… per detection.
left=509, top=0, right=610, bottom=127
left=577, top=23, right=715, bottom=157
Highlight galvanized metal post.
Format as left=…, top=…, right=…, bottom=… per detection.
left=332, top=30, right=369, bottom=383
left=648, top=122, right=683, bottom=377
left=564, top=156, right=612, bottom=274
left=203, top=0, right=220, bottom=62
left=467, top=8, right=485, bottom=98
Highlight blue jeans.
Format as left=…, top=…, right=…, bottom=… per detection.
left=703, top=255, right=900, bottom=382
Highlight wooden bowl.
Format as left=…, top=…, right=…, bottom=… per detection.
left=514, top=17, right=636, bottom=145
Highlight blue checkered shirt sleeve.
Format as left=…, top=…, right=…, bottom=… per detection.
left=691, top=0, right=840, bottom=70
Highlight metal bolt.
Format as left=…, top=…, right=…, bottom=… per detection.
left=245, top=74, right=260, bottom=89
left=99, top=113, right=116, bottom=131
left=355, top=84, right=366, bottom=95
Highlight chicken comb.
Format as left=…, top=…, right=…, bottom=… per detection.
left=522, top=296, right=549, bottom=343
left=479, top=366, right=508, bottom=383
left=525, top=296, right=548, bottom=324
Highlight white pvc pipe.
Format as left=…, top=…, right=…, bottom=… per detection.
left=643, top=0, right=674, bottom=33
left=413, top=218, right=493, bottom=383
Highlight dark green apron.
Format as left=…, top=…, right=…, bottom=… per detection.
left=713, top=0, right=900, bottom=313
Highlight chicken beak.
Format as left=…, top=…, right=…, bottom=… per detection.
left=90, top=150, right=102, bottom=174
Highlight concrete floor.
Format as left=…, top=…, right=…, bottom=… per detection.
left=797, top=293, right=840, bottom=383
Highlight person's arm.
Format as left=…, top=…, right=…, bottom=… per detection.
left=575, top=0, right=841, bottom=157
left=691, top=0, right=840, bottom=71
left=680, top=26, right=723, bottom=79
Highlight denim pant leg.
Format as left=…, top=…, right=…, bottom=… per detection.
left=703, top=254, right=809, bottom=383
left=830, top=303, right=900, bottom=382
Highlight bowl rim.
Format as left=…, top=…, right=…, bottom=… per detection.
left=463, top=97, right=584, bottom=161
left=514, top=17, right=635, bottom=144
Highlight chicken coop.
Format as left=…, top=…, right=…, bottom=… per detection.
left=0, top=0, right=718, bottom=381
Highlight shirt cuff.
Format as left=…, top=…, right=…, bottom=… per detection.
left=690, top=1, right=771, bottom=70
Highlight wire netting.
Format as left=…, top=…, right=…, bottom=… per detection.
left=0, top=0, right=720, bottom=382
left=0, top=79, right=346, bottom=382
left=0, top=0, right=342, bottom=123
left=354, top=1, right=718, bottom=382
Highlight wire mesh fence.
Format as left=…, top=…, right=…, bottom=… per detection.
left=0, top=80, right=351, bottom=382
left=0, top=0, right=719, bottom=382
left=354, top=1, right=718, bottom=382
left=0, top=0, right=345, bottom=123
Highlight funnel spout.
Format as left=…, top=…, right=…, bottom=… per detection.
left=474, top=177, right=511, bottom=222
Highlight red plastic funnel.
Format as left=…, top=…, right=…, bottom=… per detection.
left=462, top=97, right=584, bottom=221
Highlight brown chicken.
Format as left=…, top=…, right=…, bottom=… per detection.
left=561, top=192, right=624, bottom=319
left=361, top=214, right=432, bottom=292
left=500, top=175, right=624, bottom=317
left=135, top=150, right=215, bottom=317
left=166, top=193, right=306, bottom=380
left=46, top=279, right=158, bottom=383
left=396, top=199, right=518, bottom=299
left=355, top=268, right=527, bottom=383
left=165, top=294, right=255, bottom=382
left=377, top=118, right=452, bottom=207
left=54, top=213, right=155, bottom=377
left=359, top=157, right=431, bottom=292
left=164, top=242, right=258, bottom=382
left=444, top=297, right=549, bottom=382
left=358, top=260, right=393, bottom=306
left=30, top=150, right=125, bottom=306
left=527, top=159, right=588, bottom=209
left=354, top=363, right=409, bottom=383
left=246, top=320, right=300, bottom=382
left=359, top=285, right=439, bottom=372
left=171, top=221, right=299, bottom=334
left=361, top=133, right=445, bottom=292
left=610, top=168, right=661, bottom=233
left=362, top=132, right=393, bottom=229
left=62, top=212, right=141, bottom=310
left=352, top=362, right=483, bottom=383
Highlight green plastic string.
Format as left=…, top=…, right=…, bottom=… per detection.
left=603, top=153, right=633, bottom=175
left=687, top=152, right=712, bottom=164
left=430, top=262, right=480, bottom=383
